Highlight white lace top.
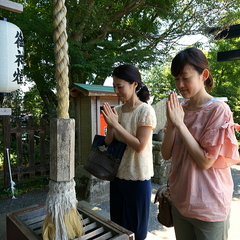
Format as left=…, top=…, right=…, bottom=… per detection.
left=114, top=103, right=156, bottom=181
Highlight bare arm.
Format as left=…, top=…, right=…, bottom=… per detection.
left=113, top=124, right=152, bottom=153
left=160, top=124, right=175, bottom=160
left=102, top=102, right=152, bottom=153
left=104, top=126, right=114, bottom=146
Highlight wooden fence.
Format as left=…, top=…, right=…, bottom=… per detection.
left=0, top=116, right=50, bottom=188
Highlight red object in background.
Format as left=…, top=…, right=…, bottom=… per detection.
left=100, top=113, right=108, bottom=136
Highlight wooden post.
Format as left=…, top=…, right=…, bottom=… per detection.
left=50, top=118, right=75, bottom=182
left=16, top=118, right=23, bottom=181
left=0, top=0, right=23, bottom=13
left=28, top=118, right=35, bottom=178
left=217, top=49, right=240, bottom=62
left=40, top=118, right=47, bottom=176
left=3, top=115, right=10, bottom=186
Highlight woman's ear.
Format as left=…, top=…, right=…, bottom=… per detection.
left=134, top=81, right=138, bottom=89
left=202, top=69, right=209, bottom=81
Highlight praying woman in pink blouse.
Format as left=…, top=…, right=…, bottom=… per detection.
left=161, top=47, right=240, bottom=240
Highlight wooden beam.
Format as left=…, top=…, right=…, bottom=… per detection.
left=0, top=0, right=23, bottom=13
left=208, top=24, right=240, bottom=40
left=217, top=49, right=240, bottom=62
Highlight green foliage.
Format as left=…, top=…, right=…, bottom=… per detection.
left=22, top=86, right=46, bottom=122
left=1, top=88, right=46, bottom=123
left=1, top=187, right=24, bottom=198
left=0, top=0, right=56, bottom=118
left=208, top=36, right=240, bottom=124
left=145, top=37, right=240, bottom=127
left=143, top=64, right=175, bottom=103
left=0, top=90, right=24, bottom=117
left=0, top=0, right=239, bottom=118
left=0, top=152, right=3, bottom=170
left=0, top=176, right=49, bottom=198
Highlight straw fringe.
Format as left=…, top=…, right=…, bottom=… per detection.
left=42, top=179, right=84, bottom=240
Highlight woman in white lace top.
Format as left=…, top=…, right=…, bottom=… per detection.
left=102, top=64, right=156, bottom=240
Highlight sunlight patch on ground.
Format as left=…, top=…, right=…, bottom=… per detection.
left=231, top=164, right=240, bottom=170
left=150, top=227, right=176, bottom=240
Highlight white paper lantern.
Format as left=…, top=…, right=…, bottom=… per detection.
left=0, top=18, right=24, bottom=93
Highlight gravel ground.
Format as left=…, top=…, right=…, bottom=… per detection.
left=0, top=186, right=49, bottom=215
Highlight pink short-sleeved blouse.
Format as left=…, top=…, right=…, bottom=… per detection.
left=169, top=99, right=240, bottom=222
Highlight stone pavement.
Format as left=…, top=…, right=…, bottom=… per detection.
left=0, top=165, right=239, bottom=239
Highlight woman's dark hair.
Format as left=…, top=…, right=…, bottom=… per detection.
left=171, top=47, right=213, bottom=92
left=112, top=64, right=150, bottom=103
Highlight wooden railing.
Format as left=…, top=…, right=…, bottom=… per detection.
left=0, top=116, right=50, bottom=187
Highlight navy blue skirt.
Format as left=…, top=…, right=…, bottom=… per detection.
left=110, top=178, right=151, bottom=240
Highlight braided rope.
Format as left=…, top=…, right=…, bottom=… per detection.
left=53, top=0, right=69, bottom=119
left=42, top=2, right=85, bottom=239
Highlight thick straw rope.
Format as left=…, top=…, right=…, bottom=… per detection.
left=53, top=0, right=69, bottom=119
left=42, top=1, right=84, bottom=239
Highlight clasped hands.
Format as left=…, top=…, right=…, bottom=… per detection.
left=166, top=92, right=185, bottom=128
left=101, top=102, right=119, bottom=128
